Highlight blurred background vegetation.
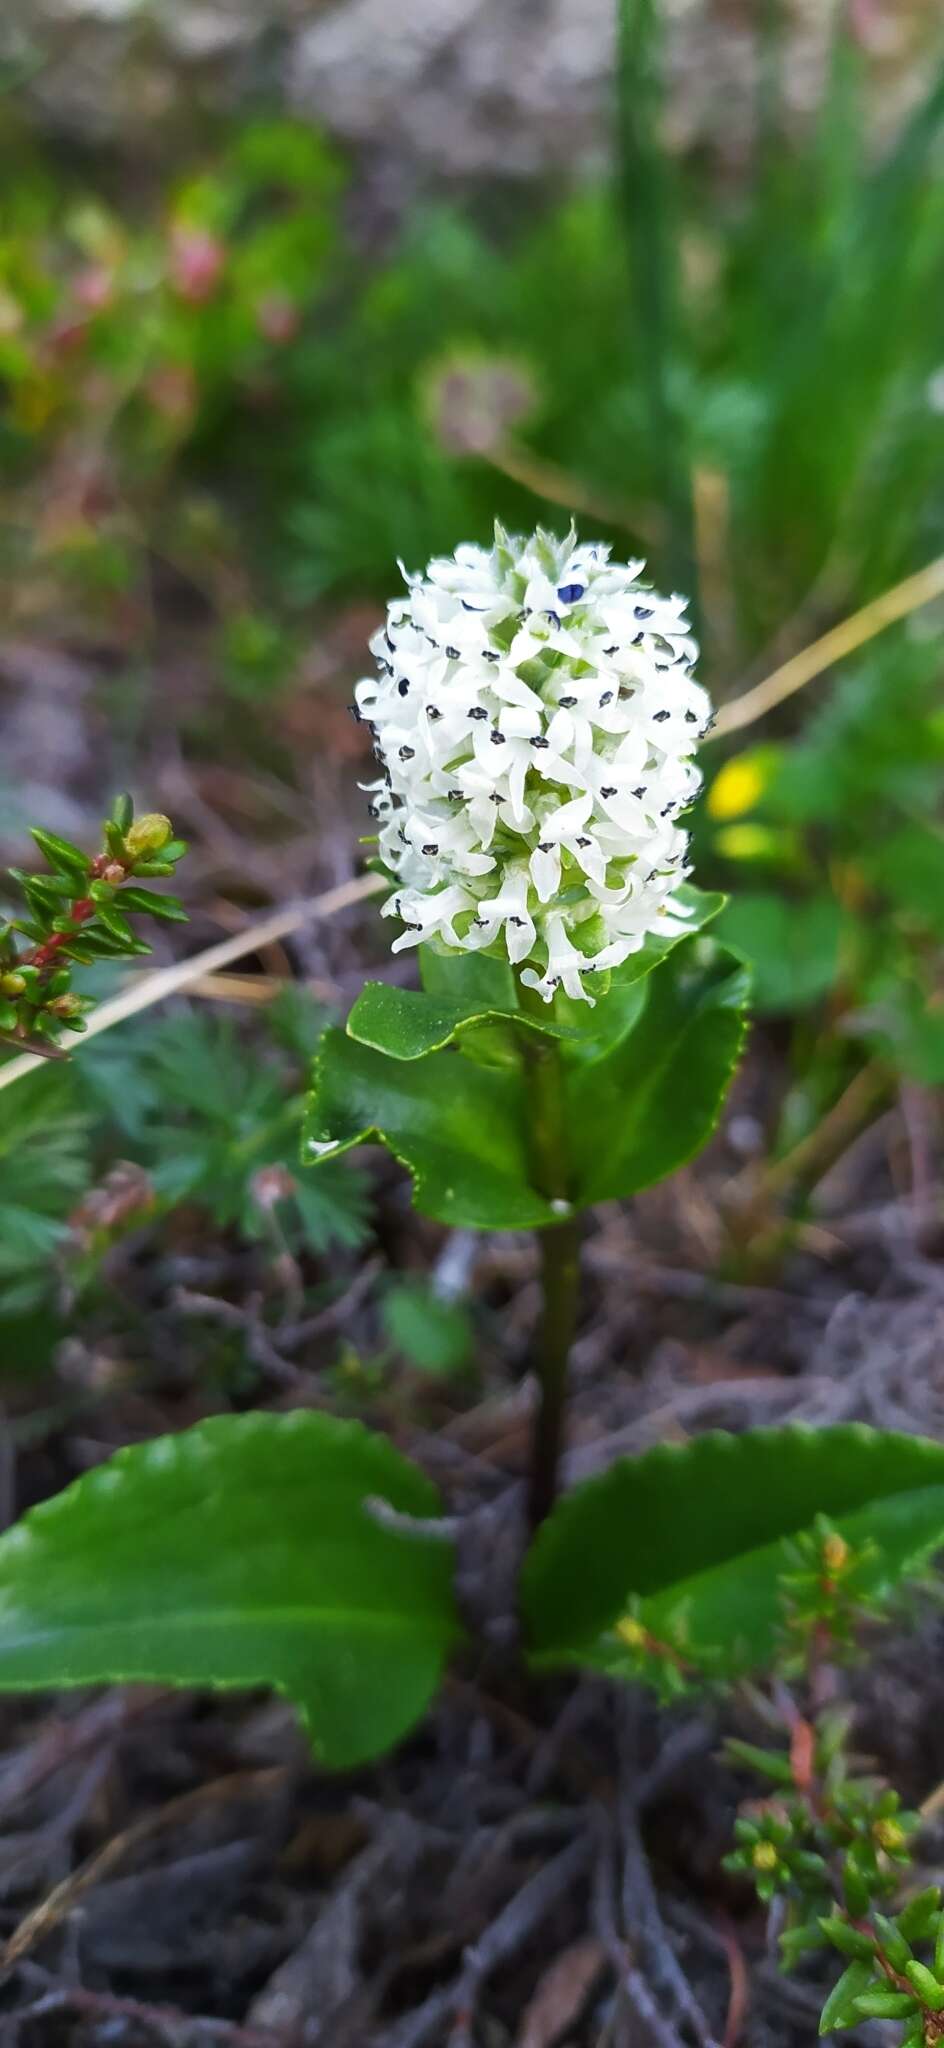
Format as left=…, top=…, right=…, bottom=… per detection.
left=1, top=0, right=943, bottom=1386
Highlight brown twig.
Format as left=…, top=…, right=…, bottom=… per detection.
left=12, top=1984, right=283, bottom=2047
left=3, top=1765, right=288, bottom=1968
left=712, top=550, right=944, bottom=739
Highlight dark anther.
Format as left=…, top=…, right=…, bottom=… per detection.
left=490, top=729, right=506, bottom=745
left=427, top=706, right=442, bottom=721
left=600, top=786, right=617, bottom=798
left=599, top=691, right=614, bottom=706
left=399, top=745, right=416, bottom=761
left=603, top=644, right=619, bottom=656
left=576, top=836, right=592, bottom=847
left=422, top=843, right=439, bottom=855
left=397, top=679, right=409, bottom=696
left=557, top=583, right=585, bottom=603
left=446, top=646, right=460, bottom=660
left=634, top=605, right=654, bottom=621
left=685, top=709, right=698, bottom=724
left=468, top=706, right=488, bottom=720
left=538, top=841, right=553, bottom=853
left=652, top=709, right=670, bottom=723
left=483, top=650, right=499, bottom=663
left=559, top=695, right=577, bottom=708
left=531, top=735, right=550, bottom=749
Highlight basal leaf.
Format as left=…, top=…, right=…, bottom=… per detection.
left=522, top=1426, right=944, bottom=1685
left=564, top=940, right=750, bottom=1204
left=0, top=1412, right=459, bottom=1769
left=305, top=1027, right=556, bottom=1229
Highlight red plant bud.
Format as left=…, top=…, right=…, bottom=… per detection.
left=251, top=1164, right=298, bottom=1211
left=73, top=266, right=114, bottom=314
left=168, top=226, right=226, bottom=304
left=255, top=294, right=300, bottom=346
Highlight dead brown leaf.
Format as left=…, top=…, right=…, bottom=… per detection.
left=515, top=1936, right=606, bottom=2048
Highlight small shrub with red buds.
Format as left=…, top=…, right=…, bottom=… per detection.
left=0, top=795, right=187, bottom=1058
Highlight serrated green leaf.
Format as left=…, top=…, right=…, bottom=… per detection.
left=305, top=1026, right=557, bottom=1229
left=0, top=1413, right=459, bottom=1770
left=563, top=940, right=750, bottom=1204
left=346, top=980, right=570, bottom=1061
left=819, top=1961, right=875, bottom=2033
left=521, top=1426, right=944, bottom=1685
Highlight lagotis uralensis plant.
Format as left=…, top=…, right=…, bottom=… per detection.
left=356, top=525, right=709, bottom=1004
left=2, top=543, right=944, bottom=2046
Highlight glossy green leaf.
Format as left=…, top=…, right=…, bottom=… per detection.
left=522, top=1426, right=944, bottom=1686
left=0, top=1412, right=459, bottom=1770
left=564, top=940, right=750, bottom=1204
left=305, top=1027, right=556, bottom=1228
left=347, top=890, right=725, bottom=1062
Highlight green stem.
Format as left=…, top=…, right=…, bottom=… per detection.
left=517, top=987, right=581, bottom=1531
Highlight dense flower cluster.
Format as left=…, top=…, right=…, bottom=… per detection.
left=354, top=526, right=711, bottom=1004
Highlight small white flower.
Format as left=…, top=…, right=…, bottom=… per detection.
left=355, top=525, right=712, bottom=1004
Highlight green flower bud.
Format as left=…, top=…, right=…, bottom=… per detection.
left=752, top=1841, right=779, bottom=1874
left=124, top=813, right=173, bottom=860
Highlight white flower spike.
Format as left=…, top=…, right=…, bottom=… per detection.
left=355, top=525, right=711, bottom=1005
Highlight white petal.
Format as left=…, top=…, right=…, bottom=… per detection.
left=530, top=845, right=561, bottom=902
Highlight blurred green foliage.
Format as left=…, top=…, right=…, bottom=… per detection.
left=0, top=998, right=372, bottom=1350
